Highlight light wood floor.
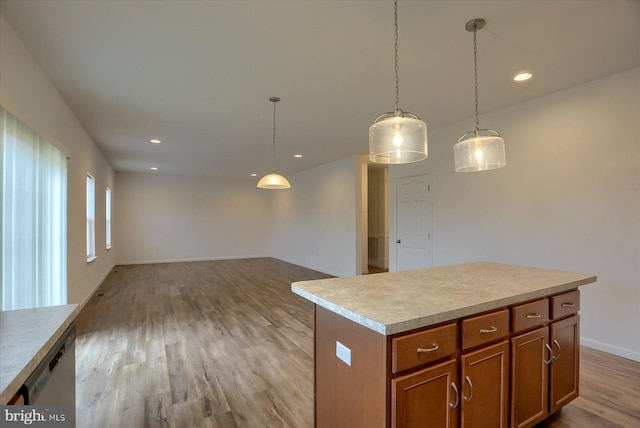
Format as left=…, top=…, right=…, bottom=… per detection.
left=75, top=258, right=640, bottom=427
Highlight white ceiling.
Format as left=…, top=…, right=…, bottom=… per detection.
left=1, top=0, right=639, bottom=180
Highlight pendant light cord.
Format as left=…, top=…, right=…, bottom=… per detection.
left=394, top=0, right=400, bottom=112
left=272, top=99, right=277, bottom=173
left=473, top=25, right=480, bottom=134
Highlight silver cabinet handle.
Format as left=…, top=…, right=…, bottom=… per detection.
left=450, top=382, right=459, bottom=409
left=417, top=343, right=439, bottom=353
left=544, top=343, right=554, bottom=365
left=552, top=339, right=561, bottom=361
left=463, top=376, right=474, bottom=402
left=526, top=312, right=541, bottom=319
left=561, top=302, right=575, bottom=308
left=479, top=326, right=497, bottom=334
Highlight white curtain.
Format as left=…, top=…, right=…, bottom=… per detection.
left=1, top=106, right=67, bottom=310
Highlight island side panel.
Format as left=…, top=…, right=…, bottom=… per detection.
left=315, top=305, right=388, bottom=428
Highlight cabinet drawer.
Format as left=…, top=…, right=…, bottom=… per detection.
left=551, top=290, right=580, bottom=319
left=512, top=299, right=549, bottom=333
left=462, top=309, right=510, bottom=350
left=392, top=323, right=457, bottom=374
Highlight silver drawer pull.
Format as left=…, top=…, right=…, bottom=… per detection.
left=552, top=339, right=561, bottom=361
left=450, top=382, right=459, bottom=409
left=479, top=326, right=497, bottom=334
left=526, top=312, right=541, bottom=319
left=561, top=302, right=575, bottom=308
left=463, top=376, right=474, bottom=402
left=544, top=343, right=554, bottom=365
left=417, top=343, right=439, bottom=353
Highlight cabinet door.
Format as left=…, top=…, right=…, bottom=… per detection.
left=460, top=341, right=509, bottom=428
left=511, top=326, right=550, bottom=428
left=549, top=315, right=580, bottom=413
left=391, top=359, right=459, bottom=428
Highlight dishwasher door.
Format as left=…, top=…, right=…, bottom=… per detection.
left=24, top=322, right=76, bottom=427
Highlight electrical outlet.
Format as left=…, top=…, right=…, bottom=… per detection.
left=336, top=340, right=351, bottom=366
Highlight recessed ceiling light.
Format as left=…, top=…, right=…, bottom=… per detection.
left=150, top=167, right=158, bottom=171
left=250, top=173, right=257, bottom=177
left=514, top=72, right=532, bottom=82
left=150, top=139, right=162, bottom=144
left=294, top=154, right=302, bottom=158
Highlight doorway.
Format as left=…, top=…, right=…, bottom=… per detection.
left=367, top=165, right=389, bottom=274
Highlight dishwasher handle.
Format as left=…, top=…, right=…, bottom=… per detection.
left=49, top=344, right=66, bottom=372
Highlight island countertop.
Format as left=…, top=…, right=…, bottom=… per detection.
left=0, top=304, right=79, bottom=404
left=291, top=262, right=596, bottom=335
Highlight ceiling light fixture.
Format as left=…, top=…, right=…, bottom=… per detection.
left=150, top=139, right=161, bottom=144
left=369, top=0, right=427, bottom=164
left=150, top=167, right=158, bottom=171
left=257, top=96, right=291, bottom=189
left=454, top=18, right=506, bottom=172
left=514, top=72, right=532, bottom=82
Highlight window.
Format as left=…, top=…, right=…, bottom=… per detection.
left=105, top=187, right=112, bottom=249
left=1, top=106, right=67, bottom=310
left=86, top=174, right=96, bottom=262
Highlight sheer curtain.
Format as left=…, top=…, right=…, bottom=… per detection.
left=1, top=106, right=67, bottom=310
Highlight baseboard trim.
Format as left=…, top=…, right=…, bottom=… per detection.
left=76, top=264, right=116, bottom=312
left=116, top=254, right=268, bottom=265
left=581, top=336, right=640, bottom=362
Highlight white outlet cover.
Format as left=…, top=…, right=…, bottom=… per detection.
left=336, top=340, right=351, bottom=366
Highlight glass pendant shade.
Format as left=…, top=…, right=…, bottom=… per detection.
left=454, top=130, right=506, bottom=172
left=455, top=18, right=506, bottom=172
left=369, top=112, right=428, bottom=164
left=257, top=172, right=290, bottom=189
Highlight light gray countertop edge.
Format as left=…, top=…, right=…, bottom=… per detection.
left=291, top=265, right=597, bottom=336
left=0, top=304, right=79, bottom=404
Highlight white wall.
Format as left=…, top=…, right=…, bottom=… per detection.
left=114, top=172, right=270, bottom=264
left=0, top=16, right=116, bottom=306
left=389, top=67, right=640, bottom=361
left=270, top=156, right=364, bottom=277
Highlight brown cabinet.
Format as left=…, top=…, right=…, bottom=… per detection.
left=460, top=340, right=510, bottom=428
left=392, top=359, right=459, bottom=428
left=511, top=291, right=581, bottom=428
left=313, top=289, right=581, bottom=428
left=511, top=326, right=550, bottom=428
left=393, top=314, right=510, bottom=428
left=549, top=314, right=580, bottom=412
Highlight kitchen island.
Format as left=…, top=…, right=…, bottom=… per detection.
left=291, top=262, right=597, bottom=428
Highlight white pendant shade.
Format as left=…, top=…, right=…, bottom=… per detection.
left=369, top=114, right=428, bottom=164
left=258, top=96, right=290, bottom=189
left=453, top=131, right=506, bottom=172
left=257, top=172, right=291, bottom=189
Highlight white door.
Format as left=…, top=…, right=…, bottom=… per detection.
left=396, top=174, right=432, bottom=271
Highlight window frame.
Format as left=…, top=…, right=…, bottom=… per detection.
left=86, top=173, right=96, bottom=262
left=105, top=186, right=112, bottom=250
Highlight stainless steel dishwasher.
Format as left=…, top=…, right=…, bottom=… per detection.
left=23, top=322, right=76, bottom=427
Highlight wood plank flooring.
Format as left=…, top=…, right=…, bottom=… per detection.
left=74, top=258, right=640, bottom=427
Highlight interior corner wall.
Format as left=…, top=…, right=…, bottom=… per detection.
left=114, top=172, right=270, bottom=264
left=389, top=67, right=640, bottom=362
left=269, top=156, right=360, bottom=278
left=0, top=15, right=116, bottom=307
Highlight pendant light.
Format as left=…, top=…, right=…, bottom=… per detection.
left=258, top=96, right=290, bottom=189
left=369, top=0, right=427, bottom=164
left=454, top=18, right=506, bottom=172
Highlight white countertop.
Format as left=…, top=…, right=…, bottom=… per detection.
left=291, top=262, right=596, bottom=335
left=0, top=304, right=79, bottom=404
